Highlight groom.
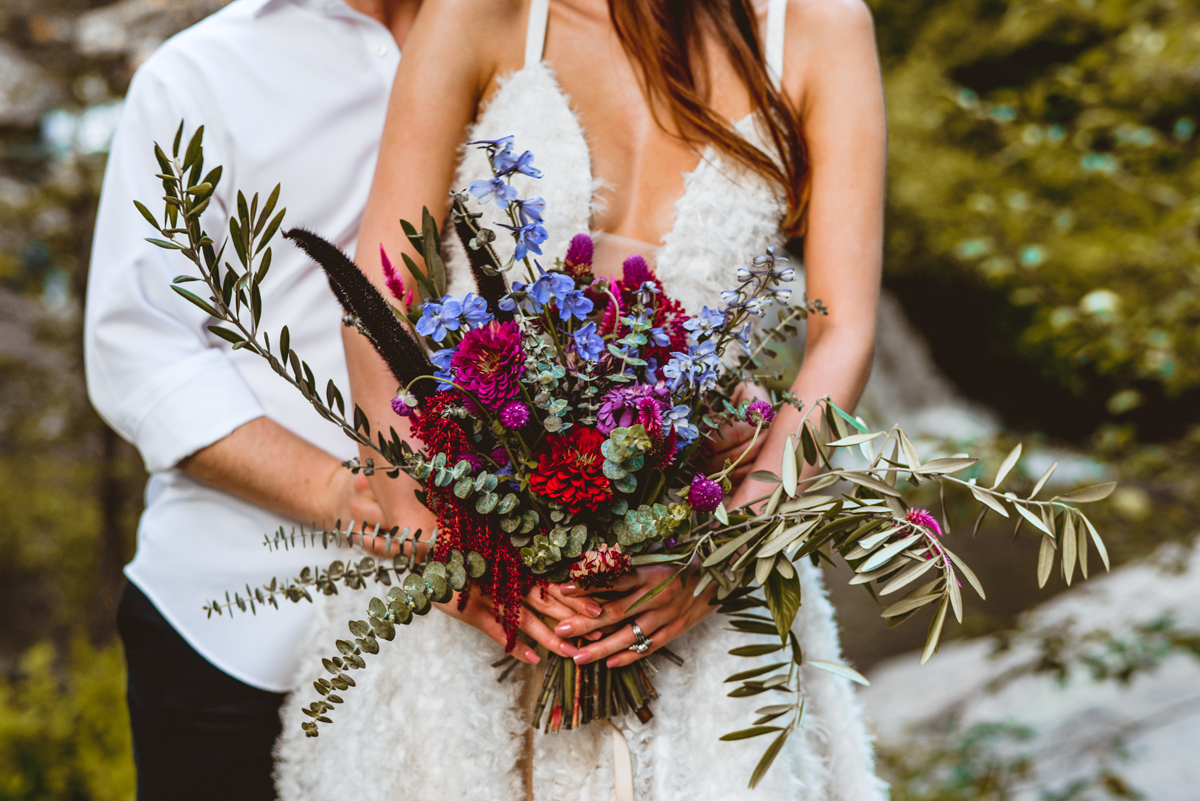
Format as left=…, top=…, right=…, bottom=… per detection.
left=85, top=0, right=420, bottom=797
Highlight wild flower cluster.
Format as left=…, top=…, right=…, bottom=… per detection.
left=379, top=137, right=798, bottom=646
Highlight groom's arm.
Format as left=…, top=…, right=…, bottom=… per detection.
left=84, top=57, right=384, bottom=532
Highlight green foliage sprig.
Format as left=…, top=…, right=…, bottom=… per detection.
left=136, top=123, right=412, bottom=476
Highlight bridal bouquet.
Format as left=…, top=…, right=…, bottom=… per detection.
left=141, top=125, right=1116, bottom=786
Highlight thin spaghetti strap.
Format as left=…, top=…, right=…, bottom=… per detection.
left=765, top=0, right=787, bottom=84
left=524, top=0, right=551, bottom=68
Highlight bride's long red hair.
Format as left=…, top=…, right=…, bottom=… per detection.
left=609, top=0, right=808, bottom=235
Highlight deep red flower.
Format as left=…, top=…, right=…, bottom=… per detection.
left=529, top=427, right=612, bottom=514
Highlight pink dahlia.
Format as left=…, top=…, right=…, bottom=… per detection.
left=689, top=474, right=723, bottom=512
left=450, top=320, right=524, bottom=410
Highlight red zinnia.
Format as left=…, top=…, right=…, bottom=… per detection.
left=529, top=427, right=612, bottom=514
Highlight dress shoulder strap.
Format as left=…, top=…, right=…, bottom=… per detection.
left=765, top=0, right=787, bottom=85
left=524, top=0, right=551, bottom=68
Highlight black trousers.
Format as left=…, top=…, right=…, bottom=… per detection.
left=117, top=582, right=285, bottom=801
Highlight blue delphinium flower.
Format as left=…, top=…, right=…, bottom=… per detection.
left=415, top=299, right=462, bottom=342
left=500, top=220, right=548, bottom=261
left=559, top=289, right=594, bottom=321
left=573, top=321, right=605, bottom=361
left=468, top=176, right=518, bottom=207
left=499, top=280, right=544, bottom=315
left=514, top=197, right=545, bottom=223
left=430, top=347, right=455, bottom=390
left=666, top=404, right=699, bottom=446
left=496, top=148, right=542, bottom=179
left=527, top=271, right=574, bottom=306
left=468, top=135, right=514, bottom=151
left=663, top=340, right=720, bottom=391
left=647, top=326, right=670, bottom=347
left=683, top=306, right=726, bottom=338
left=456, top=292, right=493, bottom=329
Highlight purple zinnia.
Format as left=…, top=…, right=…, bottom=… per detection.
left=450, top=320, right=524, bottom=410
left=622, top=254, right=652, bottom=287
left=745, top=399, right=776, bottom=426
left=596, top=384, right=671, bottom=435
left=689, top=474, right=723, bottom=512
left=498, top=398, right=530, bottom=429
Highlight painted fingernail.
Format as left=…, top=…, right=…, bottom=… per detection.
left=585, top=601, right=603, bottom=618
left=555, top=622, right=573, bottom=636
left=560, top=642, right=579, bottom=657
left=586, top=631, right=603, bottom=641
left=573, top=651, right=590, bottom=664
left=560, top=583, right=579, bottom=595
left=526, top=650, right=541, bottom=664
left=605, top=656, right=619, bottom=668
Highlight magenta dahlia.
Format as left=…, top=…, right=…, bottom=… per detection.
left=450, top=320, right=524, bottom=410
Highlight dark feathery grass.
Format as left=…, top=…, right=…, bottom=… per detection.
left=284, top=228, right=434, bottom=399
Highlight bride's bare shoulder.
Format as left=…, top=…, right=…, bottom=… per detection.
left=779, top=0, right=880, bottom=107
left=411, top=0, right=527, bottom=70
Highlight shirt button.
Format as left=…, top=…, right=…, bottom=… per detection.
left=375, top=44, right=388, bottom=57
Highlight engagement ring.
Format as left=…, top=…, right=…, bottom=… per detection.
left=628, top=621, right=652, bottom=654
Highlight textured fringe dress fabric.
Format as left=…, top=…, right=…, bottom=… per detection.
left=275, top=61, right=889, bottom=800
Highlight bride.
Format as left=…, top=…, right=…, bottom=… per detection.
left=276, top=0, right=887, bottom=797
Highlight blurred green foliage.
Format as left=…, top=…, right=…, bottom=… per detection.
left=878, top=0, right=1200, bottom=436
left=0, top=641, right=133, bottom=801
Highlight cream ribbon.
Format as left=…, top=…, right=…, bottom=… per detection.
left=607, top=720, right=634, bottom=801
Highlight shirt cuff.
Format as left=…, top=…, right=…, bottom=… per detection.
left=116, top=349, right=267, bottom=473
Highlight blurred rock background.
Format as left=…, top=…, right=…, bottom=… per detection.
left=0, top=0, right=1197, bottom=798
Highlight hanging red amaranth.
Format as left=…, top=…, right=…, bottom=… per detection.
left=409, top=390, right=531, bottom=651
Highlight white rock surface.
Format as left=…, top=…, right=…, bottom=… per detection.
left=863, top=539, right=1200, bottom=799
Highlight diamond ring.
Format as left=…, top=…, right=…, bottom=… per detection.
left=628, top=621, right=652, bottom=654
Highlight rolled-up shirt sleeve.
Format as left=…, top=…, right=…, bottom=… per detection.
left=85, top=63, right=265, bottom=474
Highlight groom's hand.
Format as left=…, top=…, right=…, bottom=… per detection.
left=434, top=584, right=603, bottom=665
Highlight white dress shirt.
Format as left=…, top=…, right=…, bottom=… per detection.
left=85, top=0, right=399, bottom=691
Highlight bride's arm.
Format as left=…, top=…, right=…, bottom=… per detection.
left=346, top=0, right=592, bottom=661
left=564, top=0, right=887, bottom=667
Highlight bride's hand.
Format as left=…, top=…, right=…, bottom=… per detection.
left=553, top=565, right=718, bottom=668
left=706, top=383, right=771, bottom=485
left=435, top=584, right=603, bottom=665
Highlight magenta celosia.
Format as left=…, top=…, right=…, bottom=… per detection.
left=380, top=245, right=414, bottom=307
left=906, top=507, right=943, bottom=537
left=455, top=452, right=484, bottom=471
left=689, top=474, right=723, bottom=512
left=450, top=320, right=523, bottom=410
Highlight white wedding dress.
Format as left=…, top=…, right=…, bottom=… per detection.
left=275, top=1, right=888, bottom=797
